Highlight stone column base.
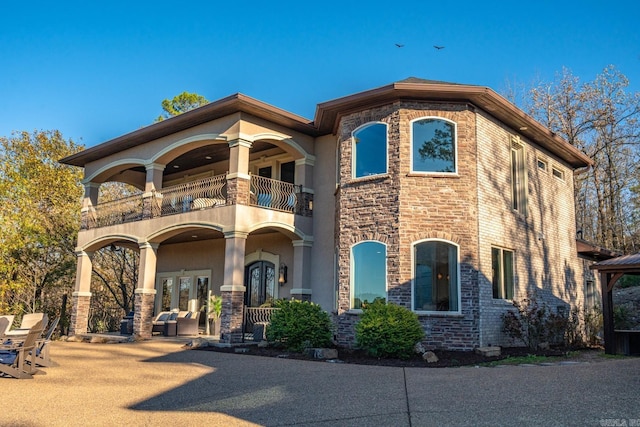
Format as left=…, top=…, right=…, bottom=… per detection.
left=69, top=293, right=91, bottom=335
left=220, top=290, right=245, bottom=344
left=133, top=290, right=156, bottom=339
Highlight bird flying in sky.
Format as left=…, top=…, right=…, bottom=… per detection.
left=434, top=45, right=445, bottom=50
left=395, top=43, right=404, bottom=48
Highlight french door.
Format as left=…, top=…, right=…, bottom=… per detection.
left=244, top=261, right=276, bottom=307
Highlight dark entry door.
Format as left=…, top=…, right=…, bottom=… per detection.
left=245, top=261, right=276, bottom=307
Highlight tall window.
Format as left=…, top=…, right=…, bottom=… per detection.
left=413, top=240, right=459, bottom=312
left=351, top=241, right=387, bottom=309
left=511, top=139, right=527, bottom=215
left=352, top=123, right=387, bottom=178
left=411, top=118, right=457, bottom=173
left=492, top=247, right=514, bottom=299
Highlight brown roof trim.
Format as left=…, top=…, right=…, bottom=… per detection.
left=60, top=93, right=316, bottom=167
left=313, top=81, right=592, bottom=169
left=577, top=239, right=620, bottom=262
left=61, top=80, right=592, bottom=169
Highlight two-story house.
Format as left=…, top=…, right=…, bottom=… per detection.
left=61, top=78, right=597, bottom=350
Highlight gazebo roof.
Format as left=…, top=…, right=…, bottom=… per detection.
left=590, top=252, right=640, bottom=273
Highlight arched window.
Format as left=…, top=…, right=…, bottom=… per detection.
left=413, top=240, right=459, bottom=312
left=352, top=122, right=387, bottom=178
left=411, top=118, right=457, bottom=173
left=351, top=241, right=387, bottom=309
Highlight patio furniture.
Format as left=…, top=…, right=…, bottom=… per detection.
left=163, top=320, right=177, bottom=336
left=176, top=312, right=200, bottom=336
left=0, top=315, right=14, bottom=337
left=0, top=320, right=44, bottom=379
left=33, top=317, right=60, bottom=368
left=6, top=313, right=48, bottom=337
left=120, top=312, right=134, bottom=335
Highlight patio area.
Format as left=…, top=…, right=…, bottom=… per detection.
left=3, top=339, right=640, bottom=426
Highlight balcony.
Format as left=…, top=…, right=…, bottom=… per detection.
left=81, top=173, right=312, bottom=230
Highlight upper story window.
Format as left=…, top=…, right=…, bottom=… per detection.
left=511, top=138, right=527, bottom=215
left=411, top=118, right=457, bottom=173
left=552, top=166, right=565, bottom=181
left=413, top=240, right=459, bottom=313
left=351, top=241, right=387, bottom=309
left=352, top=122, right=387, bottom=178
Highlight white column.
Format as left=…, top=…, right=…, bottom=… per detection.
left=291, top=239, right=313, bottom=298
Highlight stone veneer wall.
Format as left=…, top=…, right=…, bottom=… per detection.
left=334, top=101, right=481, bottom=350
left=70, top=294, right=91, bottom=335
left=133, top=292, right=155, bottom=339
left=220, top=290, right=245, bottom=343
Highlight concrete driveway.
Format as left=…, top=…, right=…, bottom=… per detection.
left=3, top=340, right=639, bottom=426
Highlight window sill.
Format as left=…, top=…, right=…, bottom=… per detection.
left=414, top=311, right=464, bottom=318
left=343, top=174, right=390, bottom=186
left=406, top=172, right=459, bottom=178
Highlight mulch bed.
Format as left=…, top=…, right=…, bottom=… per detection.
left=197, top=344, right=568, bottom=368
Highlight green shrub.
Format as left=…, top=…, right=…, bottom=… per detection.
left=266, top=299, right=333, bottom=352
left=355, top=300, right=425, bottom=359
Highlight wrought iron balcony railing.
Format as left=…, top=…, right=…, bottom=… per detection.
left=81, top=172, right=312, bottom=230
left=249, top=174, right=298, bottom=213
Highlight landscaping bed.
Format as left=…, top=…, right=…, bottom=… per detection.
left=198, top=344, right=593, bottom=368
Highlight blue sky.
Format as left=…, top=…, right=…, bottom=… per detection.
left=1, top=1, right=638, bottom=148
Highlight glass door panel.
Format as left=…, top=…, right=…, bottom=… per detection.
left=178, top=277, right=191, bottom=311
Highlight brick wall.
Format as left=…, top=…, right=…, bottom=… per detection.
left=475, top=111, right=590, bottom=346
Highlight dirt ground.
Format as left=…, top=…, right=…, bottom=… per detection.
left=198, top=344, right=606, bottom=368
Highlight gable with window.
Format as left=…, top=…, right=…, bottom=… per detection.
left=411, top=118, right=457, bottom=173
left=351, top=241, right=387, bottom=309
left=352, top=122, right=387, bottom=178
left=413, top=240, right=459, bottom=312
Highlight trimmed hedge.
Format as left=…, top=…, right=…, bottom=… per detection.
left=355, top=300, right=424, bottom=359
left=266, top=299, right=333, bottom=352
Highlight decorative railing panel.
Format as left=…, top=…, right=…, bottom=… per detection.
left=250, top=175, right=298, bottom=213
left=92, top=193, right=144, bottom=228
left=159, top=174, right=227, bottom=216
left=244, top=307, right=280, bottom=340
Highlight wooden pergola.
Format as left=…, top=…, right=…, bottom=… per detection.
left=590, top=253, right=640, bottom=354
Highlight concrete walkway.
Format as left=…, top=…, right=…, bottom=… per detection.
left=3, top=340, right=639, bottom=426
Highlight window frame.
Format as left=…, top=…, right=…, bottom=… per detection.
left=537, top=157, right=548, bottom=173
left=351, top=122, right=388, bottom=179
left=552, top=166, right=565, bottom=181
left=510, top=138, right=528, bottom=216
left=491, top=247, right=515, bottom=300
left=411, top=239, right=461, bottom=315
left=410, top=117, right=458, bottom=175
left=350, top=240, right=388, bottom=311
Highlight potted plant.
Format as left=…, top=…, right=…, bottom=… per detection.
left=205, top=295, right=222, bottom=336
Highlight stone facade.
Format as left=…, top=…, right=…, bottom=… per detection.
left=334, top=101, right=590, bottom=350
left=220, top=290, right=245, bottom=344
left=69, top=294, right=91, bottom=335
left=133, top=292, right=155, bottom=339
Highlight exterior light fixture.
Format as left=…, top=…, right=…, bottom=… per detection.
left=279, top=263, right=288, bottom=285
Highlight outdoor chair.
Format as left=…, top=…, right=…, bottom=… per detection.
left=176, top=311, right=200, bottom=336
left=0, top=315, right=15, bottom=337
left=0, top=320, right=44, bottom=379
left=6, top=313, right=48, bottom=337
left=32, top=317, right=60, bottom=368
left=0, top=318, right=10, bottom=341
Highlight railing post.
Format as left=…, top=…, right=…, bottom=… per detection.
left=142, top=191, right=162, bottom=219
left=296, top=186, right=314, bottom=217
